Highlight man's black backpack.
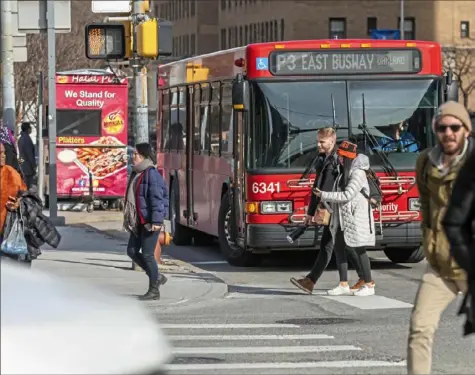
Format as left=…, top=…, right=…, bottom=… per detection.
left=360, top=168, right=383, bottom=238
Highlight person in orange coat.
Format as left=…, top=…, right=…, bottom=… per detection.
left=0, top=132, right=27, bottom=247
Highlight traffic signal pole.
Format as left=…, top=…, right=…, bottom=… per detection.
left=131, top=0, right=149, bottom=144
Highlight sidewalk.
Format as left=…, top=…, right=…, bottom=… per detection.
left=35, top=226, right=227, bottom=310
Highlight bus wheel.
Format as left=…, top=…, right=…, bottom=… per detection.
left=383, top=246, right=425, bottom=264
left=170, top=182, right=193, bottom=246
left=218, top=192, right=260, bottom=267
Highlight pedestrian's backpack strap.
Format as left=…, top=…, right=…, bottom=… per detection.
left=360, top=167, right=383, bottom=238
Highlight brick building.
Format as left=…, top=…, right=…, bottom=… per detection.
left=153, top=0, right=475, bottom=108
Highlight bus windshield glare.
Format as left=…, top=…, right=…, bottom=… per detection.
left=250, top=79, right=439, bottom=170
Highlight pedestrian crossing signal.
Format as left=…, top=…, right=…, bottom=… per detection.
left=85, top=23, right=126, bottom=60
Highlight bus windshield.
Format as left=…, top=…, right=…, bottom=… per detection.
left=250, top=79, right=439, bottom=170
left=348, top=79, right=439, bottom=155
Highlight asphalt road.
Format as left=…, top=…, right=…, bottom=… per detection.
left=87, top=221, right=475, bottom=374
left=158, top=240, right=475, bottom=375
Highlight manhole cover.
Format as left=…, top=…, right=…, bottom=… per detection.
left=276, top=317, right=359, bottom=325
left=172, top=356, right=223, bottom=364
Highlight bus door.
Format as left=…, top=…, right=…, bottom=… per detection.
left=185, top=85, right=195, bottom=226
left=231, top=110, right=246, bottom=243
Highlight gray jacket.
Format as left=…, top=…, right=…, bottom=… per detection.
left=320, top=154, right=376, bottom=248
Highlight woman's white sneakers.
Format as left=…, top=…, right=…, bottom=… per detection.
left=353, top=284, right=375, bottom=296
left=327, top=284, right=351, bottom=296
left=327, top=284, right=375, bottom=296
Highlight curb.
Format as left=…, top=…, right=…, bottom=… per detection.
left=72, top=223, right=230, bottom=305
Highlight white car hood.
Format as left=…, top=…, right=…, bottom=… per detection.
left=1, top=261, right=172, bottom=374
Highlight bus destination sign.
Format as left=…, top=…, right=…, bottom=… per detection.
left=269, top=49, right=421, bottom=75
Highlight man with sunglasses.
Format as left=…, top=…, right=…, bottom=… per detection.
left=407, top=101, right=473, bottom=375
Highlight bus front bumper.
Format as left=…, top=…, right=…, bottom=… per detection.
left=246, top=221, right=422, bottom=250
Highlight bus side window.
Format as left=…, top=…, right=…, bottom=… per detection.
left=221, top=81, right=233, bottom=155
left=161, top=89, right=170, bottom=152
left=193, top=84, right=201, bottom=153
left=200, top=84, right=211, bottom=154
left=210, top=82, right=221, bottom=155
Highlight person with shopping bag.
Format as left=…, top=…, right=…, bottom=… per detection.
left=0, top=137, right=28, bottom=263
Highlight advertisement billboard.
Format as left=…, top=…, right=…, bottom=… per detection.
left=55, top=73, right=128, bottom=199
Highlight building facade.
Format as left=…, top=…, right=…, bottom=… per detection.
left=153, top=0, right=475, bottom=108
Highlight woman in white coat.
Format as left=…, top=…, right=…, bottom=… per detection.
left=313, top=141, right=376, bottom=297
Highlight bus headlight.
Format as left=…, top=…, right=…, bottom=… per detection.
left=408, top=198, right=420, bottom=211
left=260, top=201, right=293, bottom=214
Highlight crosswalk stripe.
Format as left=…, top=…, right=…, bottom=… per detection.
left=161, top=323, right=300, bottom=329
left=168, top=334, right=334, bottom=340
left=166, top=360, right=407, bottom=371
left=172, top=345, right=360, bottom=354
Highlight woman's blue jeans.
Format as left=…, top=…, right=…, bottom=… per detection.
left=127, top=226, right=160, bottom=284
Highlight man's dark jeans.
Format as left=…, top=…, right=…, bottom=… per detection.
left=127, top=226, right=160, bottom=284
left=307, top=225, right=363, bottom=283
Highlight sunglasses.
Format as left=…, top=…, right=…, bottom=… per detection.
left=436, top=124, right=463, bottom=133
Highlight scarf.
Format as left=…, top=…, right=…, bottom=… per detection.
left=123, top=159, right=155, bottom=235
left=0, top=126, right=15, bottom=146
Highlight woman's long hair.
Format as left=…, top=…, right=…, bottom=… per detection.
left=339, top=156, right=354, bottom=190
left=1, top=141, right=21, bottom=174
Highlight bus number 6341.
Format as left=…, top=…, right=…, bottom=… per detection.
left=251, top=182, right=281, bottom=194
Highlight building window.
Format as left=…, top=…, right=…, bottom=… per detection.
left=253, top=23, right=257, bottom=42
left=260, top=22, right=264, bottom=42
left=280, top=19, right=285, bottom=40
left=269, top=21, right=274, bottom=41
left=221, top=28, right=226, bottom=49
left=239, top=26, right=243, bottom=46
left=265, top=21, right=269, bottom=41
left=398, top=17, right=415, bottom=39
left=367, top=17, right=377, bottom=36
left=329, top=18, right=346, bottom=39
left=245, top=25, right=249, bottom=44
left=190, top=0, right=195, bottom=16
left=221, top=0, right=226, bottom=10
left=461, top=21, right=470, bottom=38
left=184, top=0, right=189, bottom=17
left=228, top=27, right=232, bottom=47
left=191, top=34, right=196, bottom=55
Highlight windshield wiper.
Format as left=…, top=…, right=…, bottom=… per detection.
left=357, top=93, right=398, bottom=177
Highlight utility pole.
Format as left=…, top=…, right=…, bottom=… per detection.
left=37, top=72, right=45, bottom=205
left=132, top=0, right=149, bottom=144
left=399, top=0, right=405, bottom=40
left=46, top=0, right=64, bottom=225
left=1, top=0, right=16, bottom=131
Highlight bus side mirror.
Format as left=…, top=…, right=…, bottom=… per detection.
left=444, top=71, right=459, bottom=102
left=232, top=74, right=250, bottom=112
left=447, top=80, right=459, bottom=102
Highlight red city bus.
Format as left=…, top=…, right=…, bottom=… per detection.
left=44, top=69, right=129, bottom=211
left=157, top=39, right=458, bottom=266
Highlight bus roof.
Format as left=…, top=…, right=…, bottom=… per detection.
left=158, top=39, right=442, bottom=87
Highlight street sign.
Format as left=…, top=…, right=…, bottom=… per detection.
left=370, top=29, right=401, bottom=40
left=92, top=1, right=131, bottom=13
left=16, top=0, right=71, bottom=33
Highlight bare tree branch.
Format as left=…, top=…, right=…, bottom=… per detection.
left=13, top=0, right=104, bottom=125
left=443, top=38, right=475, bottom=108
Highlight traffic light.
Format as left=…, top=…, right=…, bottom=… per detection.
left=122, top=21, right=133, bottom=59
left=85, top=23, right=126, bottom=60
left=142, top=0, right=150, bottom=12
left=186, top=64, right=209, bottom=83
left=136, top=19, right=158, bottom=58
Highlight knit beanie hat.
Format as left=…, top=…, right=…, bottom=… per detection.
left=432, top=101, right=472, bottom=133
left=337, top=141, right=357, bottom=159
